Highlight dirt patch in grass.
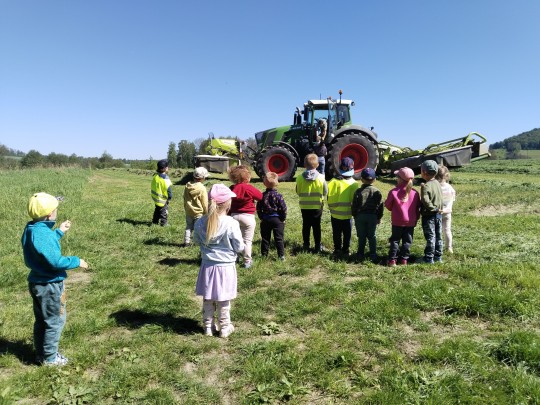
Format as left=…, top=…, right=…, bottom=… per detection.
left=470, top=203, right=535, bottom=217
left=65, top=270, right=93, bottom=286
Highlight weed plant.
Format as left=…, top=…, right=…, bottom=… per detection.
left=1, top=160, right=539, bottom=403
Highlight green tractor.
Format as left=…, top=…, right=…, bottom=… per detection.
left=253, top=91, right=379, bottom=181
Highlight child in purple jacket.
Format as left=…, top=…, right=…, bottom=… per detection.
left=256, top=172, right=287, bottom=260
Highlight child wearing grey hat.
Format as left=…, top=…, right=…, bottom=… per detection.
left=420, top=160, right=444, bottom=263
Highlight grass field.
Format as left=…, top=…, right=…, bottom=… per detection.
left=1, top=160, right=540, bottom=404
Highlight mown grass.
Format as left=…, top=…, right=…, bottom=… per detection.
left=1, top=160, right=540, bottom=404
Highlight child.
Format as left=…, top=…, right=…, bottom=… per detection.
left=228, top=165, right=263, bottom=269
left=385, top=167, right=421, bottom=266
left=193, top=184, right=245, bottom=338
left=183, top=166, right=209, bottom=245
left=151, top=159, right=172, bottom=226
left=256, top=172, right=287, bottom=260
left=295, top=153, right=328, bottom=252
left=22, top=193, right=89, bottom=366
left=420, top=160, right=444, bottom=263
left=436, top=165, right=456, bottom=253
left=327, top=157, right=359, bottom=257
left=351, top=168, right=383, bottom=262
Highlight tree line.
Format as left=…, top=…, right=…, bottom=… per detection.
left=490, top=128, right=540, bottom=150
left=0, top=135, right=247, bottom=170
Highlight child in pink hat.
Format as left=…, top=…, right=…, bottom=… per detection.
left=193, top=184, right=245, bottom=338
left=384, top=167, right=421, bottom=266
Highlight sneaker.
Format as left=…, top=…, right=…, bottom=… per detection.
left=244, top=261, right=252, bottom=269
left=355, top=254, right=365, bottom=263
left=315, top=244, right=327, bottom=253
left=387, top=259, right=397, bottom=267
left=370, top=255, right=379, bottom=264
left=279, top=256, right=285, bottom=261
left=421, top=257, right=434, bottom=264
left=399, top=258, right=408, bottom=265
left=204, top=327, right=213, bottom=336
left=44, top=352, right=68, bottom=366
left=434, top=257, right=443, bottom=263
left=220, top=324, right=235, bottom=338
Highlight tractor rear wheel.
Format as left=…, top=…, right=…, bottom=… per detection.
left=256, top=146, right=297, bottom=182
left=327, top=133, right=379, bottom=180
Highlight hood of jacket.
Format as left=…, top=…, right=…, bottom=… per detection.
left=302, top=169, right=321, bottom=181
left=185, top=181, right=206, bottom=198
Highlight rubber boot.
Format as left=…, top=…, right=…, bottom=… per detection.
left=217, top=300, right=234, bottom=338
left=202, top=300, right=215, bottom=336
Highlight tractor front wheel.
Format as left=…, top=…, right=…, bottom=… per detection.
left=256, top=146, right=297, bottom=182
left=327, top=133, right=379, bottom=180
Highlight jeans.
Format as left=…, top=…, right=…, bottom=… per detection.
left=422, top=214, right=443, bottom=260
left=388, top=225, right=415, bottom=261
left=331, top=217, right=353, bottom=253
left=301, top=208, right=323, bottom=249
left=260, top=217, right=285, bottom=257
left=317, top=157, right=326, bottom=175
left=185, top=215, right=201, bottom=243
left=29, top=281, right=66, bottom=362
left=231, top=213, right=256, bottom=264
left=153, top=202, right=169, bottom=226
left=354, top=213, right=378, bottom=258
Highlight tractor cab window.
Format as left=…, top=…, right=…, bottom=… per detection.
left=336, top=104, right=350, bottom=126
left=307, top=108, right=331, bottom=126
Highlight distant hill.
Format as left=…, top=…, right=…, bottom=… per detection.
left=490, top=128, right=540, bottom=149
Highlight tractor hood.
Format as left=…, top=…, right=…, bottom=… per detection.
left=255, top=124, right=298, bottom=149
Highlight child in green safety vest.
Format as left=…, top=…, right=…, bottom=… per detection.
left=327, top=157, right=359, bottom=258
left=151, top=159, right=173, bottom=226
left=295, top=153, right=328, bottom=252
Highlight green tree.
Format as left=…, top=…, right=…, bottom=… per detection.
left=177, top=140, right=196, bottom=168
left=20, top=150, right=44, bottom=167
left=167, top=142, right=177, bottom=168
left=506, top=142, right=522, bottom=159
left=47, top=152, right=69, bottom=167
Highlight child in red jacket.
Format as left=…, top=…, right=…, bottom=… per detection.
left=229, top=165, right=263, bottom=268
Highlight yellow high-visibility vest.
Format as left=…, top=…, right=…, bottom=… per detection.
left=296, top=174, right=325, bottom=210
left=327, top=178, right=358, bottom=219
left=151, top=173, right=172, bottom=207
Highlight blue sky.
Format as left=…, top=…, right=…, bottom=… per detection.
left=1, top=0, right=539, bottom=160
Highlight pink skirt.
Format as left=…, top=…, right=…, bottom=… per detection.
left=195, top=263, right=237, bottom=301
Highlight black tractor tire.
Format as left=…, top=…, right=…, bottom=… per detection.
left=256, top=146, right=297, bottom=182
left=327, top=133, right=379, bottom=180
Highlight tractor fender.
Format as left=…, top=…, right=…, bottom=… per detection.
left=259, top=141, right=300, bottom=162
left=333, top=125, right=378, bottom=144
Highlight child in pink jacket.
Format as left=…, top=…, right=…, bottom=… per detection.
left=384, top=167, right=421, bottom=266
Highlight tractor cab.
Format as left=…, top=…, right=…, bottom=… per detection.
left=302, top=99, right=354, bottom=143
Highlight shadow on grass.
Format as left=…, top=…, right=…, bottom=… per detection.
left=110, top=309, right=201, bottom=335
left=158, top=257, right=200, bottom=266
left=117, top=218, right=153, bottom=226
left=144, top=237, right=183, bottom=247
left=0, top=337, right=36, bottom=365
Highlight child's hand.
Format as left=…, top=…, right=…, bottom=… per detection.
left=79, top=259, right=89, bottom=269
left=59, top=220, right=71, bottom=233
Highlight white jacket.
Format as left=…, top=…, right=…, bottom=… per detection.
left=193, top=215, right=245, bottom=265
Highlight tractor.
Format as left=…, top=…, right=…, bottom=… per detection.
left=194, top=92, right=490, bottom=180
left=253, top=91, right=378, bottom=181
